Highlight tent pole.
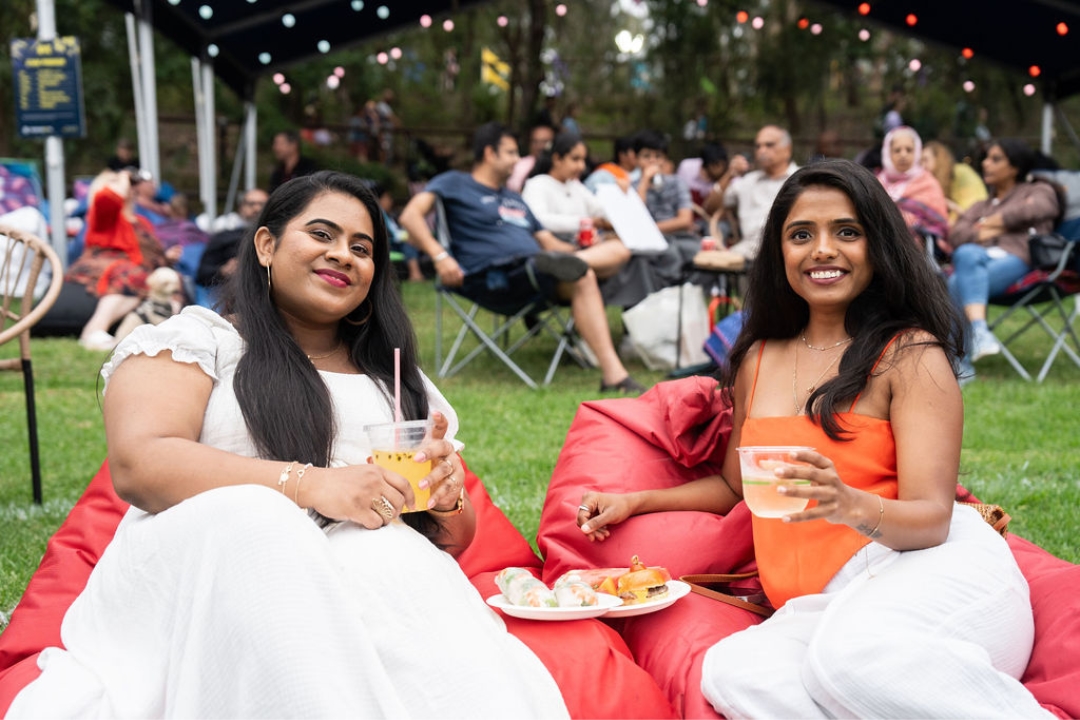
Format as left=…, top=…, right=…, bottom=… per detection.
left=1041, top=102, right=1054, bottom=156
left=35, top=0, right=67, bottom=265
left=124, top=13, right=148, bottom=172
left=136, top=1, right=160, bottom=182
left=202, top=59, right=217, bottom=222
left=244, top=99, right=257, bottom=191
left=191, top=59, right=208, bottom=219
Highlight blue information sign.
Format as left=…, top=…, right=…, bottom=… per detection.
left=11, top=36, right=87, bottom=139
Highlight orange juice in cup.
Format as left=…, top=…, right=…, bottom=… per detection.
left=365, top=420, right=433, bottom=513
left=737, top=446, right=815, bottom=518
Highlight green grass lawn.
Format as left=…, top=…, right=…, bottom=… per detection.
left=2, top=282, right=1079, bottom=631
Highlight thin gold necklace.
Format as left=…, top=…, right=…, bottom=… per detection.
left=801, top=333, right=853, bottom=352
left=793, top=344, right=844, bottom=415
left=306, top=342, right=343, bottom=361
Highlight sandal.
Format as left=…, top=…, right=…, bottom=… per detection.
left=599, top=376, right=647, bottom=395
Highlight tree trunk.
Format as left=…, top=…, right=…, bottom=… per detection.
left=518, top=0, right=547, bottom=134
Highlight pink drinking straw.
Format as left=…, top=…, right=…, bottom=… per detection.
left=393, top=347, right=402, bottom=424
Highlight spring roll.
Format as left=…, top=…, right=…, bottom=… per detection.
left=553, top=573, right=599, bottom=607
left=495, top=567, right=558, bottom=607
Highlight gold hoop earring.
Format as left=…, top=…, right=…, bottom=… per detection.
left=344, top=300, right=372, bottom=326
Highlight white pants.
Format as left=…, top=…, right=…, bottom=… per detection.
left=10, top=485, right=567, bottom=719
left=702, top=505, right=1051, bottom=718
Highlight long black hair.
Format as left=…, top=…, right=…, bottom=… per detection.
left=723, top=160, right=964, bottom=439
left=220, top=170, right=429, bottom=469
left=529, top=131, right=584, bottom=179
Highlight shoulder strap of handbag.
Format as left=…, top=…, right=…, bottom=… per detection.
left=680, top=572, right=774, bottom=618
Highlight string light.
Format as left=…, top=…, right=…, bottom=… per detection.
left=1057, top=22, right=1069, bottom=36
left=1029, top=65, right=1041, bottom=77
left=798, top=17, right=809, bottom=29
left=961, top=47, right=974, bottom=59
left=419, top=14, right=432, bottom=28
left=736, top=10, right=749, bottom=23
left=857, top=3, right=870, bottom=15
left=905, top=13, right=917, bottom=26
left=1024, top=84, right=1037, bottom=96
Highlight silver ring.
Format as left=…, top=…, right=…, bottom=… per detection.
left=577, top=504, right=590, bottom=513
left=372, top=495, right=395, bottom=520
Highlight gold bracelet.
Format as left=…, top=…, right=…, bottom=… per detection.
left=867, top=494, right=885, bottom=537
left=294, top=463, right=313, bottom=507
left=429, top=487, right=465, bottom=516
left=277, top=463, right=294, bottom=494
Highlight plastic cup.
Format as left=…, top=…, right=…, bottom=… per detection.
left=737, top=446, right=815, bottom=518
left=365, top=419, right=433, bottom=513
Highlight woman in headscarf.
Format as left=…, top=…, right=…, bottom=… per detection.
left=876, top=126, right=949, bottom=246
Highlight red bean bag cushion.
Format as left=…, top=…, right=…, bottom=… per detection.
left=537, top=377, right=1080, bottom=719
left=538, top=377, right=751, bottom=584
left=0, top=459, right=674, bottom=719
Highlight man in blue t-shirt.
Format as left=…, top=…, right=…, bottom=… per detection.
left=400, top=122, right=644, bottom=394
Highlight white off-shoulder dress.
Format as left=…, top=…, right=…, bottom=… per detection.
left=9, top=307, right=568, bottom=719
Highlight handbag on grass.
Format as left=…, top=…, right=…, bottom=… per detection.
left=679, top=571, right=774, bottom=618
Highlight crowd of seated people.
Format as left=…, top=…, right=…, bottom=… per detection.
left=11, top=116, right=1074, bottom=395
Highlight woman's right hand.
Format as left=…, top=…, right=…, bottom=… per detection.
left=303, top=464, right=414, bottom=529
left=576, top=492, right=638, bottom=542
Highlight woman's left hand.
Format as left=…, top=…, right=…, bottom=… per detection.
left=413, top=411, right=464, bottom=512
left=771, top=448, right=864, bottom=526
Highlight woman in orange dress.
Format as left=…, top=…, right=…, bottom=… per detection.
left=575, top=160, right=1046, bottom=717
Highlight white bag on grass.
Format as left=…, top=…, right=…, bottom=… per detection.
left=622, top=283, right=710, bottom=371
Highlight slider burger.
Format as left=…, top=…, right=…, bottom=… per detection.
left=617, top=555, right=671, bottom=606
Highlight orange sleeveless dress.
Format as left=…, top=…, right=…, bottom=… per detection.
left=742, top=341, right=899, bottom=609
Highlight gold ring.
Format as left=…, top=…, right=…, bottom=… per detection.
left=372, top=495, right=395, bottom=520
left=442, top=459, right=454, bottom=476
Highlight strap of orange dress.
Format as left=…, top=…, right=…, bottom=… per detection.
left=742, top=335, right=901, bottom=609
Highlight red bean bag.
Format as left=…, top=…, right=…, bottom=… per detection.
left=537, top=376, right=1080, bottom=719
left=0, top=459, right=675, bottom=719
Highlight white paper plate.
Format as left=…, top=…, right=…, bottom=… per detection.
left=603, top=579, right=692, bottom=618
left=485, top=592, right=623, bottom=621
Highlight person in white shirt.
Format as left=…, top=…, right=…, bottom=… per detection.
left=522, top=133, right=630, bottom=279
left=722, top=125, right=799, bottom=260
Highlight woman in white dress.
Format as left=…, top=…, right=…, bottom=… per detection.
left=9, top=171, right=568, bottom=718
left=523, top=133, right=684, bottom=309
left=522, top=133, right=631, bottom=280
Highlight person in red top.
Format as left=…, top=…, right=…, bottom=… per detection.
left=575, top=161, right=1047, bottom=716
left=65, top=169, right=173, bottom=350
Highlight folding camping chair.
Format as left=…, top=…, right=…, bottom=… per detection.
left=988, top=237, right=1080, bottom=382
left=1, top=225, right=64, bottom=504
left=431, top=198, right=587, bottom=389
